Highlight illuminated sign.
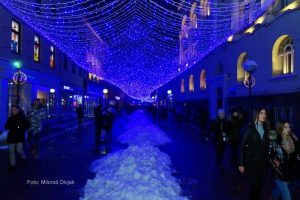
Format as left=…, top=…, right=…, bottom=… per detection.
left=13, top=70, right=27, bottom=84
left=63, top=85, right=73, bottom=91
left=244, top=76, right=255, bottom=88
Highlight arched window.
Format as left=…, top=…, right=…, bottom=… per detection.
left=190, top=2, right=197, bottom=28
left=189, top=75, right=194, bottom=92
left=200, top=0, right=210, bottom=17
left=200, top=70, right=206, bottom=90
left=237, top=52, right=249, bottom=82
left=272, top=35, right=294, bottom=76
left=181, top=78, right=185, bottom=93
left=192, top=13, right=197, bottom=28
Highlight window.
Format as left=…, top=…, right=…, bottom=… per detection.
left=190, top=2, right=197, bottom=28
left=215, top=63, right=224, bottom=75
left=72, top=63, right=76, bottom=74
left=50, top=45, right=55, bottom=68
left=272, top=35, right=294, bottom=76
left=237, top=52, right=249, bottom=82
left=63, top=54, right=68, bottom=70
left=189, top=74, right=194, bottom=92
left=11, top=20, right=20, bottom=53
left=79, top=67, right=82, bottom=76
left=181, top=79, right=185, bottom=93
left=34, top=35, right=40, bottom=62
left=200, top=0, right=210, bottom=17
left=200, top=70, right=206, bottom=90
left=281, top=43, right=294, bottom=74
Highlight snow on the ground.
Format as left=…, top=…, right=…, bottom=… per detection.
left=118, top=125, right=171, bottom=146
left=82, top=110, right=188, bottom=200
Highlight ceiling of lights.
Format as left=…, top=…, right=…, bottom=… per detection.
left=0, top=0, right=275, bottom=101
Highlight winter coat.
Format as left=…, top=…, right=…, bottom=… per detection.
left=268, top=131, right=299, bottom=181
left=76, top=106, right=84, bottom=118
left=210, top=118, right=231, bottom=144
left=5, top=113, right=30, bottom=144
left=239, top=123, right=269, bottom=173
left=94, top=106, right=103, bottom=128
left=229, top=117, right=243, bottom=144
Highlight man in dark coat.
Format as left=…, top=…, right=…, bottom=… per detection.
left=76, top=104, right=84, bottom=126
left=94, top=104, right=103, bottom=145
left=103, top=106, right=114, bottom=143
left=229, top=108, right=243, bottom=165
left=199, top=107, right=209, bottom=141
left=5, top=105, right=30, bottom=171
left=210, top=109, right=231, bottom=175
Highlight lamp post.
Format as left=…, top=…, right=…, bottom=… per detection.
left=103, top=88, right=108, bottom=106
left=167, top=90, right=173, bottom=109
left=243, top=59, right=257, bottom=121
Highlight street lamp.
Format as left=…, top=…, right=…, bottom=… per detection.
left=243, top=59, right=257, bottom=120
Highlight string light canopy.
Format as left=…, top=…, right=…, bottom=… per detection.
left=0, top=0, right=275, bottom=101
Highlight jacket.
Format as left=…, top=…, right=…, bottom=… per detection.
left=268, top=131, right=299, bottom=181
left=239, top=122, right=268, bottom=172
left=5, top=113, right=30, bottom=144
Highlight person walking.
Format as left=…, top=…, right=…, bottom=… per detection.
left=76, top=104, right=84, bottom=126
left=238, top=107, right=269, bottom=200
left=229, top=108, right=243, bottom=166
left=103, top=106, right=114, bottom=143
left=268, top=121, right=299, bottom=200
left=5, top=105, right=30, bottom=172
left=210, top=109, right=230, bottom=175
left=27, top=99, right=47, bottom=159
left=94, top=104, right=103, bottom=145
left=199, top=107, right=209, bottom=141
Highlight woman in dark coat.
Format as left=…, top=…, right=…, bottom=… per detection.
left=238, top=108, right=269, bottom=200
left=5, top=105, right=30, bottom=171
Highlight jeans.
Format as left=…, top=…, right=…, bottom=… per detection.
left=272, top=179, right=291, bottom=200
left=28, top=132, right=40, bottom=155
left=9, top=143, right=26, bottom=166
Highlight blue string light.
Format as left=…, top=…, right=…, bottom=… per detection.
left=0, top=0, right=275, bottom=101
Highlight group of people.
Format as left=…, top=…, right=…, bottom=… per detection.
left=4, top=99, right=47, bottom=172
left=210, top=107, right=300, bottom=200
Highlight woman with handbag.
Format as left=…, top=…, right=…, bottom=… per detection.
left=268, top=121, right=299, bottom=200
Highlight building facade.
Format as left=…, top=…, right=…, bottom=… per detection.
left=155, top=1, right=300, bottom=132
left=0, top=4, right=88, bottom=129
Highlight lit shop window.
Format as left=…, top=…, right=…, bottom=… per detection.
left=272, top=35, right=294, bottom=76
left=11, top=20, right=20, bottom=53
left=34, top=35, right=40, bottom=62
left=88, top=73, right=102, bottom=82
left=50, top=45, right=55, bottom=68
